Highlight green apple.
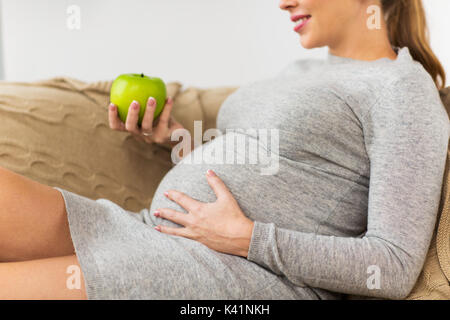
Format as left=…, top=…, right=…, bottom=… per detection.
left=110, top=73, right=167, bottom=126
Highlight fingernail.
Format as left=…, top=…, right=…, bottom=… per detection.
left=207, top=169, right=216, bottom=177
left=153, top=210, right=160, bottom=217
left=154, top=226, right=161, bottom=232
left=109, top=104, right=116, bottom=111
left=164, top=191, right=169, bottom=198
left=148, top=97, right=156, bottom=106
left=168, top=97, right=172, bottom=104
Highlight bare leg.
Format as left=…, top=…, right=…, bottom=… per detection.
left=0, top=166, right=75, bottom=261
left=0, top=255, right=87, bottom=299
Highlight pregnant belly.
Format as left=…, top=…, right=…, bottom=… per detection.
left=149, top=132, right=366, bottom=235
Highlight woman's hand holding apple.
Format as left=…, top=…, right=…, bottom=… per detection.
left=108, top=96, right=184, bottom=146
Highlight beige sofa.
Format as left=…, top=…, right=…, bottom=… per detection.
left=0, top=77, right=449, bottom=299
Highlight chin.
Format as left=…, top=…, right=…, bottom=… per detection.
left=299, top=34, right=323, bottom=50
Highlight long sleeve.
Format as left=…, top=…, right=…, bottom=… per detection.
left=246, top=75, right=450, bottom=299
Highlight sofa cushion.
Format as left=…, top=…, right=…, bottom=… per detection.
left=437, top=87, right=450, bottom=283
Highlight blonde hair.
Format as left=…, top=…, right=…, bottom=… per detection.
left=382, top=0, right=446, bottom=89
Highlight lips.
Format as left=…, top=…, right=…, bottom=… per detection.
left=290, top=14, right=311, bottom=23
left=291, top=14, right=311, bottom=32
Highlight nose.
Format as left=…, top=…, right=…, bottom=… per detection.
left=279, top=0, right=298, bottom=11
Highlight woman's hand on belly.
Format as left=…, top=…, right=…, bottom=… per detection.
left=153, top=169, right=255, bottom=258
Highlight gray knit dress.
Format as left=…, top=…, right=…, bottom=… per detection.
left=54, top=47, right=449, bottom=300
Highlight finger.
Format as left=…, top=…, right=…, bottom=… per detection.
left=108, top=103, right=125, bottom=131
left=164, top=190, right=202, bottom=213
left=141, top=97, right=156, bottom=133
left=156, top=97, right=173, bottom=129
left=125, top=100, right=141, bottom=134
left=154, top=208, right=190, bottom=227
left=206, top=169, right=231, bottom=200
left=155, top=225, right=192, bottom=239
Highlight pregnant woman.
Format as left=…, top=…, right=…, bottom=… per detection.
left=1, top=0, right=449, bottom=300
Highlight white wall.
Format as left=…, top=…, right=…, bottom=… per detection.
left=0, top=0, right=448, bottom=88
